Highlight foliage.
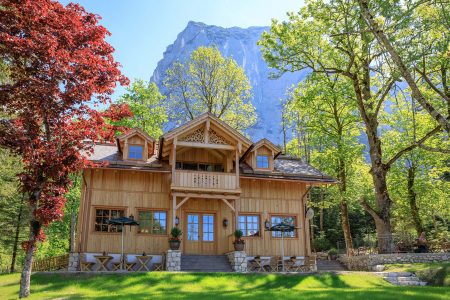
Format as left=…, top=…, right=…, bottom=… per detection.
left=112, top=79, right=167, bottom=138
left=0, top=148, right=28, bottom=272
left=328, top=248, right=338, bottom=256
left=169, top=227, right=182, bottom=241
left=312, top=231, right=331, bottom=252
left=164, top=46, right=256, bottom=132
left=0, top=0, right=131, bottom=296
left=233, top=229, right=244, bottom=244
left=1, top=272, right=450, bottom=300
left=259, top=0, right=447, bottom=253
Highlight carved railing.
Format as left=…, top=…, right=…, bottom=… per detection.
left=173, top=170, right=238, bottom=191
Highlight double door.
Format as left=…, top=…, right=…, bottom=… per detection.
left=184, top=212, right=216, bottom=254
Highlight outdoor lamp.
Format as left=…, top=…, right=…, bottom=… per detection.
left=129, top=214, right=134, bottom=220
left=264, top=219, right=271, bottom=230
left=175, top=216, right=180, bottom=226
left=223, top=218, right=229, bottom=228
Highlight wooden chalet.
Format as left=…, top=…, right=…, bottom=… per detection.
left=75, top=113, right=335, bottom=269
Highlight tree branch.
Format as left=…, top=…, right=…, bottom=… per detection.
left=385, top=125, right=442, bottom=168
left=359, top=196, right=381, bottom=222
left=415, top=67, right=450, bottom=104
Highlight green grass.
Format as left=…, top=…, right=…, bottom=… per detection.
left=385, top=262, right=450, bottom=286
left=0, top=272, right=449, bottom=299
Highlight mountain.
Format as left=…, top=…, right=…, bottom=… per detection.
left=150, top=21, right=308, bottom=144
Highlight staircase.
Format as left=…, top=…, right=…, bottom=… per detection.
left=316, top=259, right=346, bottom=271
left=181, top=255, right=233, bottom=272
left=376, top=272, right=427, bottom=286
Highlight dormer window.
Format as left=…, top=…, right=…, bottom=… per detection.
left=129, top=145, right=143, bottom=160
left=257, top=155, right=269, bottom=169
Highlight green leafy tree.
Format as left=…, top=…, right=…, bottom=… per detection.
left=113, top=79, right=167, bottom=138
left=259, top=0, right=443, bottom=253
left=0, top=148, right=28, bottom=272
left=285, top=73, right=365, bottom=253
left=164, top=46, right=256, bottom=132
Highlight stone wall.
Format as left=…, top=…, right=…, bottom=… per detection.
left=166, top=250, right=181, bottom=271
left=68, top=252, right=80, bottom=272
left=338, top=253, right=450, bottom=271
left=226, top=251, right=247, bottom=272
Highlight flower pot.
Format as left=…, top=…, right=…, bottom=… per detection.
left=169, top=240, right=180, bottom=250
left=234, top=242, right=245, bottom=251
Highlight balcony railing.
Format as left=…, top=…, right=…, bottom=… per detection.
left=172, top=170, right=239, bottom=192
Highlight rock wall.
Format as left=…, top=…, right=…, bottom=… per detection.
left=166, top=250, right=181, bottom=271
left=226, top=251, right=247, bottom=272
left=68, top=252, right=79, bottom=272
left=339, top=253, right=450, bottom=271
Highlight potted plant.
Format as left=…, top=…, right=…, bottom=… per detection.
left=233, top=229, right=245, bottom=251
left=169, top=227, right=182, bottom=250
left=328, top=248, right=338, bottom=260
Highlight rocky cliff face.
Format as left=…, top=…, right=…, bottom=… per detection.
left=150, top=21, right=307, bottom=143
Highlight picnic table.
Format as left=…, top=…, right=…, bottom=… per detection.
left=136, top=255, right=152, bottom=271
left=94, top=255, right=113, bottom=271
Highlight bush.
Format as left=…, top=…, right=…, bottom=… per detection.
left=313, top=231, right=331, bottom=252
left=328, top=248, right=338, bottom=256
left=170, top=227, right=182, bottom=240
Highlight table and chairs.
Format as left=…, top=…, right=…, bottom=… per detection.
left=248, top=255, right=315, bottom=273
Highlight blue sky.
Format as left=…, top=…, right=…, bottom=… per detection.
left=60, top=0, right=304, bottom=99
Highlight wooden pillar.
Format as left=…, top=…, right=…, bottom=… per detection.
left=172, top=195, right=176, bottom=229
left=235, top=149, right=239, bottom=188
left=171, top=137, right=177, bottom=182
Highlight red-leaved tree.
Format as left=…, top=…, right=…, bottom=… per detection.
left=0, top=1, right=131, bottom=297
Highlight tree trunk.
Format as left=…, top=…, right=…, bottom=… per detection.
left=69, top=211, right=77, bottom=253
left=10, top=195, right=24, bottom=273
left=337, top=155, right=354, bottom=254
left=19, top=202, right=40, bottom=298
left=407, top=164, right=423, bottom=235
left=319, top=189, right=324, bottom=232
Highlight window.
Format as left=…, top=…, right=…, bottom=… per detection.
left=271, top=215, right=296, bottom=238
left=138, top=210, right=167, bottom=234
left=202, top=214, right=214, bottom=241
left=238, top=215, right=260, bottom=237
left=95, top=208, right=125, bottom=232
left=129, top=145, right=143, bottom=159
left=187, top=214, right=199, bottom=241
left=257, top=155, right=269, bottom=169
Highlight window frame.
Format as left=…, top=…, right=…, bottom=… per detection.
left=238, top=213, right=261, bottom=238
left=269, top=214, right=298, bottom=239
left=93, top=207, right=126, bottom=234
left=256, top=155, right=270, bottom=169
left=175, top=161, right=224, bottom=173
left=136, top=209, right=168, bottom=235
left=128, top=144, right=144, bottom=160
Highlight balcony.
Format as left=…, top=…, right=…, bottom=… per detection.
left=171, top=170, right=240, bottom=194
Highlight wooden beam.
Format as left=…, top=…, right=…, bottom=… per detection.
left=171, top=192, right=239, bottom=200
left=177, top=141, right=235, bottom=150
left=171, top=137, right=177, bottom=182
left=235, top=149, right=240, bottom=188
left=221, top=198, right=235, bottom=212
left=171, top=186, right=241, bottom=194
left=175, top=196, right=190, bottom=209
left=172, top=194, right=176, bottom=228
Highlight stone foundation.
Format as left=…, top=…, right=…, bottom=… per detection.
left=166, top=250, right=181, bottom=271
left=226, top=251, right=247, bottom=272
left=68, top=252, right=80, bottom=272
left=338, top=253, right=450, bottom=271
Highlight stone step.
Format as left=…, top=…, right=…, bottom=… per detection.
left=181, top=254, right=233, bottom=272
left=380, top=271, right=427, bottom=286
left=316, top=260, right=346, bottom=271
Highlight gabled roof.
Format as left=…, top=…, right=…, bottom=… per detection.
left=252, top=138, right=281, bottom=154
left=162, top=112, right=252, bottom=147
left=117, top=128, right=156, bottom=142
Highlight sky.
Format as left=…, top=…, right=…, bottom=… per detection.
left=59, top=0, right=304, bottom=99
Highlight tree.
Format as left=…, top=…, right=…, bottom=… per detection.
left=358, top=0, right=450, bottom=132
left=112, top=79, right=167, bottom=137
left=0, top=1, right=131, bottom=297
left=284, top=73, right=364, bottom=253
left=0, top=148, right=28, bottom=273
left=259, top=0, right=442, bottom=253
left=164, top=46, right=256, bottom=132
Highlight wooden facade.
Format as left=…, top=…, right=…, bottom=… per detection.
left=76, top=113, right=332, bottom=258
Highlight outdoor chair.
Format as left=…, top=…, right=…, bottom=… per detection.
left=152, top=253, right=165, bottom=271
left=265, top=256, right=281, bottom=272
left=80, top=254, right=95, bottom=271
left=112, top=255, right=136, bottom=271
left=296, top=256, right=316, bottom=272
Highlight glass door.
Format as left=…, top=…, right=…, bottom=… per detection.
left=184, top=212, right=216, bottom=254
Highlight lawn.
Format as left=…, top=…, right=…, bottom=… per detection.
left=0, top=272, right=449, bottom=300
left=385, top=262, right=450, bottom=286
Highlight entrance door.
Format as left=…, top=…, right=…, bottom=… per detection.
left=184, top=212, right=216, bottom=254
